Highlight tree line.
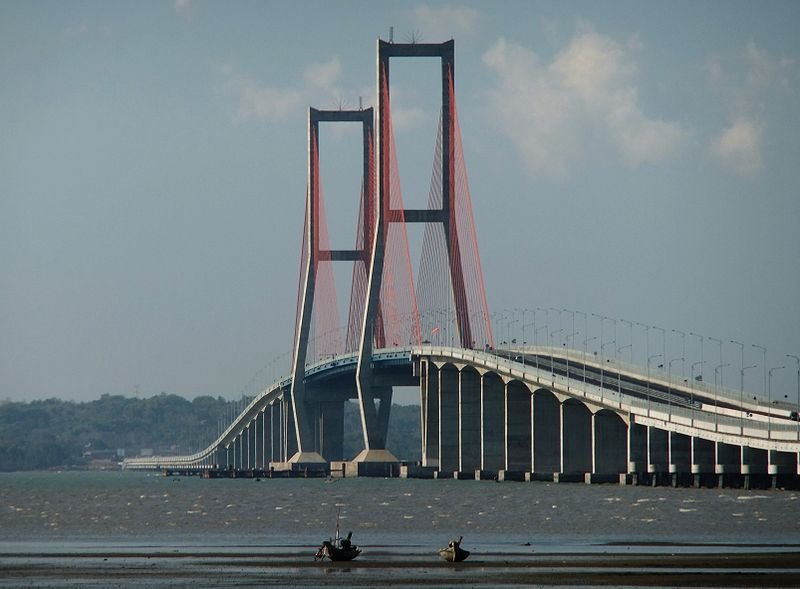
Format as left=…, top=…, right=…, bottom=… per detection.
left=0, top=394, right=421, bottom=471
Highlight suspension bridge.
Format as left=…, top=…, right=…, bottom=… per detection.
left=123, top=39, right=800, bottom=488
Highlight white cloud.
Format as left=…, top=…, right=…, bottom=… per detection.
left=303, top=58, right=342, bottom=91
left=390, top=106, right=427, bottom=130
left=707, top=41, right=793, bottom=175
left=711, top=119, right=762, bottom=176
left=63, top=22, right=89, bottom=38
left=174, top=0, right=193, bottom=19
left=411, top=4, right=480, bottom=41
left=235, top=79, right=303, bottom=122
left=483, top=32, right=688, bottom=178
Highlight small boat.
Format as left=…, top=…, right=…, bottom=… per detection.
left=314, top=519, right=361, bottom=562
left=438, top=536, right=469, bottom=562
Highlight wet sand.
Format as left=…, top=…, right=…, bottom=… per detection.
left=2, top=549, right=799, bottom=587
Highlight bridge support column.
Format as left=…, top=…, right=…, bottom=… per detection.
left=669, top=432, right=691, bottom=486
left=284, top=398, right=298, bottom=461
left=261, top=409, right=271, bottom=470
left=628, top=422, right=647, bottom=482
left=769, top=450, right=797, bottom=488
left=270, top=402, right=282, bottom=463
left=505, top=381, right=531, bottom=472
left=691, top=436, right=715, bottom=488
left=560, top=399, right=591, bottom=478
left=481, top=372, right=505, bottom=473
left=592, top=410, right=626, bottom=478
left=317, top=399, right=345, bottom=461
left=459, top=368, right=481, bottom=473
left=439, top=364, right=459, bottom=474
left=532, top=390, right=560, bottom=476
left=647, top=427, right=669, bottom=485
left=741, top=446, right=768, bottom=489
left=716, top=442, right=741, bottom=487
left=216, top=446, right=228, bottom=470
left=420, top=360, right=440, bottom=468
left=247, top=422, right=257, bottom=470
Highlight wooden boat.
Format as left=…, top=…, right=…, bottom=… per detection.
left=438, top=536, right=469, bottom=562
left=314, top=521, right=361, bottom=562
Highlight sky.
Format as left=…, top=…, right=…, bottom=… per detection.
left=1, top=1, right=799, bottom=404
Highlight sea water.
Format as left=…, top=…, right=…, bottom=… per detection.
left=1, top=470, right=799, bottom=551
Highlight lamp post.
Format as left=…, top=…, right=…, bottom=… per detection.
left=550, top=329, right=563, bottom=376
left=753, top=343, right=767, bottom=408
left=740, top=364, right=757, bottom=431
left=788, top=354, right=800, bottom=441
left=637, top=322, right=650, bottom=374
left=653, top=325, right=666, bottom=375
left=690, top=332, right=705, bottom=386
left=620, top=319, right=634, bottom=364
left=768, top=366, right=785, bottom=438
left=647, top=353, right=662, bottom=415
left=563, top=308, right=576, bottom=373
left=565, top=331, right=579, bottom=388
left=583, top=336, right=598, bottom=385
left=690, top=360, right=705, bottom=411
left=668, top=357, right=684, bottom=417
left=618, top=343, right=632, bottom=395
left=601, top=339, right=616, bottom=401
left=714, top=362, right=730, bottom=431
left=534, top=326, right=548, bottom=371
left=673, top=329, right=686, bottom=380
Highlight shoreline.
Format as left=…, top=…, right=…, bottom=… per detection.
left=2, top=549, right=799, bottom=588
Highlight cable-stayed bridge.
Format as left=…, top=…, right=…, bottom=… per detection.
left=123, top=39, right=800, bottom=488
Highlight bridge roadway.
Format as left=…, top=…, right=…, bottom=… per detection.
left=123, top=345, right=800, bottom=486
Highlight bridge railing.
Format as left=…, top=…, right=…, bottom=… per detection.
left=416, top=345, right=800, bottom=448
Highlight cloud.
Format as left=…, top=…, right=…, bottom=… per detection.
left=303, top=58, right=342, bottom=91
left=218, top=58, right=345, bottom=123
left=411, top=4, right=480, bottom=41
left=711, top=119, right=762, bottom=176
left=483, top=32, right=688, bottom=178
left=390, top=106, right=427, bottom=130
left=707, top=41, right=793, bottom=175
left=237, top=82, right=303, bottom=122
left=63, top=22, right=89, bottom=38
left=62, top=22, right=113, bottom=39
left=174, top=0, right=193, bottom=19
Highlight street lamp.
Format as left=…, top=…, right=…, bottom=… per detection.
left=673, top=329, right=686, bottom=381
left=620, top=319, right=634, bottom=364
left=690, top=360, right=706, bottom=410
left=740, top=364, right=757, bottom=429
left=668, top=357, right=684, bottom=417
left=583, top=336, right=598, bottom=385
left=601, top=339, right=616, bottom=398
left=690, top=332, right=705, bottom=385
left=647, top=353, right=663, bottom=415
left=753, top=343, right=767, bottom=408
left=618, top=343, right=632, bottom=395
left=768, top=366, right=785, bottom=438
left=714, top=362, right=730, bottom=431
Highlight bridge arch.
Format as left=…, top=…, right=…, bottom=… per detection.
left=506, top=379, right=531, bottom=471
left=482, top=371, right=505, bottom=471
left=459, top=366, right=481, bottom=472
left=561, top=398, right=592, bottom=475
left=593, top=409, right=627, bottom=475
left=532, top=388, right=560, bottom=474
left=439, top=362, right=460, bottom=472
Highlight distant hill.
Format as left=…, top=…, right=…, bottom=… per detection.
left=0, top=394, right=420, bottom=471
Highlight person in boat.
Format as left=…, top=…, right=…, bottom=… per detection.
left=439, top=535, right=469, bottom=562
